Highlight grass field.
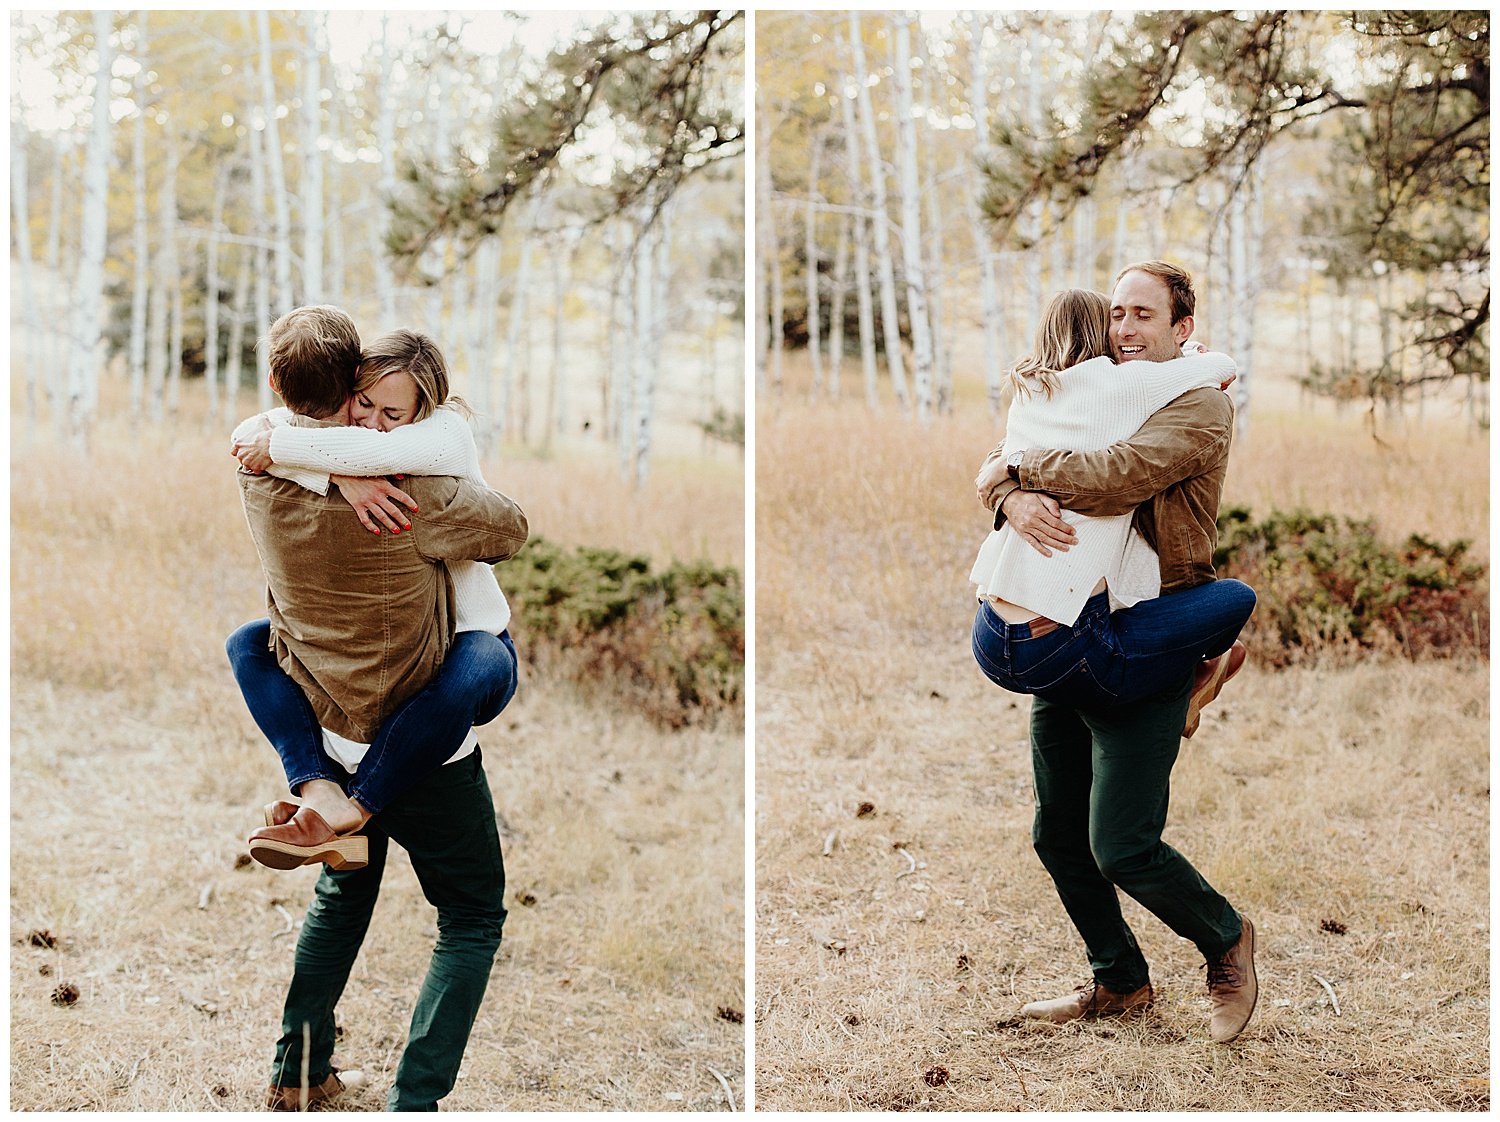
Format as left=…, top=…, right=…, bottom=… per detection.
left=753, top=356, right=1488, bottom=1111
left=10, top=380, right=745, bottom=1112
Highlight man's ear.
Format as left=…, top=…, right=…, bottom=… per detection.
left=268, top=371, right=281, bottom=394
left=1172, top=315, right=1194, bottom=346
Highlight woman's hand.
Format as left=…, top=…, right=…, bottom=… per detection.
left=974, top=455, right=1009, bottom=509
left=233, top=429, right=275, bottom=474
left=332, top=474, right=419, bottom=535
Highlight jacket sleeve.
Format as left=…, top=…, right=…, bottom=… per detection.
left=231, top=408, right=331, bottom=495
left=268, top=408, right=475, bottom=478
left=1016, top=388, right=1234, bottom=517
left=408, top=476, right=529, bottom=565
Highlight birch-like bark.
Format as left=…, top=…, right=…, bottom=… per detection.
left=127, top=12, right=149, bottom=419
left=827, top=212, right=848, bottom=400
left=226, top=250, right=251, bottom=423
left=1227, top=158, right=1263, bottom=434
left=63, top=10, right=115, bottom=450
left=1020, top=25, right=1043, bottom=329
left=373, top=16, right=396, bottom=323
left=632, top=210, right=667, bottom=489
left=546, top=233, right=578, bottom=448
left=967, top=12, right=1004, bottom=416
left=205, top=162, right=227, bottom=425
left=850, top=11, right=909, bottom=406
left=300, top=11, right=324, bottom=300
left=754, top=87, right=777, bottom=394
left=892, top=14, right=934, bottom=422
left=163, top=133, right=183, bottom=418
left=12, top=107, right=37, bottom=437
left=804, top=129, right=825, bottom=397
left=257, top=9, right=295, bottom=312
left=46, top=139, right=69, bottom=408
left=916, top=18, right=950, bottom=411
left=469, top=237, right=501, bottom=448
left=505, top=190, right=543, bottom=444
left=838, top=74, right=879, bottom=408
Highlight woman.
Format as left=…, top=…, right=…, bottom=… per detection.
left=226, top=329, right=518, bottom=868
left=968, top=289, right=1254, bottom=732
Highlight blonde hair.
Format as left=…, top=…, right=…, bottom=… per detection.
left=1009, top=289, right=1111, bottom=400
left=267, top=305, right=361, bottom=417
left=354, top=329, right=470, bottom=421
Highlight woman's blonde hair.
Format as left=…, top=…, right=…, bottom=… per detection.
left=1009, top=289, right=1111, bottom=400
left=354, top=328, right=471, bottom=421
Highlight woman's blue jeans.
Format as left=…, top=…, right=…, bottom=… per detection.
left=225, top=619, right=519, bottom=817
left=971, top=580, right=1256, bottom=710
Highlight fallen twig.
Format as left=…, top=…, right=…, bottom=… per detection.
left=821, top=830, right=837, bottom=857
left=271, top=903, right=296, bottom=940
left=706, top=1066, right=737, bottom=1112
left=1311, top=972, right=1342, bottom=1015
left=197, top=883, right=213, bottom=910
left=995, top=1048, right=1028, bottom=1099
left=894, top=846, right=917, bottom=879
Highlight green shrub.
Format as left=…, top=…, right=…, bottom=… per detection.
left=1213, top=505, right=1488, bottom=666
left=499, top=537, right=743, bottom=728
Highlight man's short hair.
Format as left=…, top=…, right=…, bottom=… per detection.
left=1114, top=261, right=1195, bottom=324
left=267, top=306, right=361, bottom=417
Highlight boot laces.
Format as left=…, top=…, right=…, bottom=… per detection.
left=1205, top=956, right=1240, bottom=990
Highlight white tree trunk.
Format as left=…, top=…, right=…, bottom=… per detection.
left=967, top=12, right=1004, bottom=417
left=12, top=109, right=37, bottom=438
left=163, top=133, right=183, bottom=418
left=505, top=190, right=544, bottom=444
left=851, top=11, right=910, bottom=407
left=226, top=250, right=251, bottom=423
left=374, top=16, right=397, bottom=323
left=838, top=74, right=879, bottom=409
left=754, top=89, right=777, bottom=394
left=63, top=10, right=115, bottom=450
left=804, top=130, right=824, bottom=397
left=891, top=15, right=934, bottom=422
left=300, top=11, right=324, bottom=301
left=1227, top=159, right=1263, bottom=434
left=547, top=234, right=577, bottom=447
left=204, top=164, right=227, bottom=426
left=469, top=237, right=501, bottom=448
left=1021, top=26, right=1044, bottom=329
left=632, top=211, right=667, bottom=490
left=46, top=138, right=69, bottom=414
left=127, top=12, right=149, bottom=419
left=327, top=152, right=344, bottom=303
left=827, top=212, right=848, bottom=400
left=257, top=9, right=295, bottom=312
left=916, top=18, right=950, bottom=412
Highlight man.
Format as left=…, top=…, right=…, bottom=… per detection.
left=233, top=305, right=529, bottom=1109
left=976, top=262, right=1256, bottom=1044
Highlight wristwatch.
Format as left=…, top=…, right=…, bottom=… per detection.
left=1006, top=449, right=1025, bottom=482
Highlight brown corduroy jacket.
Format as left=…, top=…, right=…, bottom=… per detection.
left=238, top=456, right=528, bottom=743
left=981, top=387, right=1234, bottom=593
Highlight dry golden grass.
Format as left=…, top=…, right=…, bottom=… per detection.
left=10, top=379, right=744, bottom=1111
left=754, top=359, right=1488, bottom=1111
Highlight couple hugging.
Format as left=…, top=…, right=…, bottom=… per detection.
left=969, top=261, right=1259, bottom=1044
left=226, top=305, right=528, bottom=1110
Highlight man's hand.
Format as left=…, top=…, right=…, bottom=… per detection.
left=333, top=474, right=418, bottom=535
left=232, top=428, right=274, bottom=474
left=1001, top=490, right=1077, bottom=557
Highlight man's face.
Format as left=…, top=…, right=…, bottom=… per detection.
left=1109, top=270, right=1193, bottom=363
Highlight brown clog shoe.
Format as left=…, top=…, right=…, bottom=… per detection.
left=248, top=808, right=368, bottom=871
left=263, top=798, right=302, bottom=827
left=266, top=1070, right=347, bottom=1111
left=1185, top=640, right=1247, bottom=738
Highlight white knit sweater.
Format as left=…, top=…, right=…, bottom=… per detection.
left=969, top=351, right=1234, bottom=625
left=231, top=405, right=512, bottom=636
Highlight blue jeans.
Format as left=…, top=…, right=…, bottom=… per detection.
left=225, top=620, right=519, bottom=816
left=971, top=580, right=1256, bottom=711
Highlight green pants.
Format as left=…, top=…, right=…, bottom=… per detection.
left=1030, top=672, right=1241, bottom=993
left=271, top=750, right=507, bottom=1111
